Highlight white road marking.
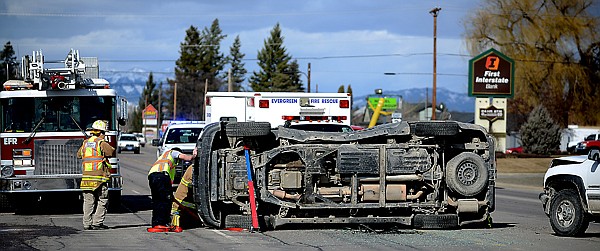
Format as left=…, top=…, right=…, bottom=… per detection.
left=212, top=229, right=239, bottom=242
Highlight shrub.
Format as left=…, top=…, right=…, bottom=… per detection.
left=519, top=105, right=561, bottom=155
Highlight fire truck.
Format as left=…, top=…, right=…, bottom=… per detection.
left=0, top=49, right=127, bottom=211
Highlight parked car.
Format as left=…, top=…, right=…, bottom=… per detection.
left=539, top=149, right=600, bottom=236
left=133, top=132, right=146, bottom=147
left=153, top=121, right=206, bottom=185
left=118, top=133, right=140, bottom=154
left=574, top=134, right=600, bottom=154
left=350, top=125, right=365, bottom=131
left=505, top=146, right=523, bottom=154
left=193, top=121, right=497, bottom=230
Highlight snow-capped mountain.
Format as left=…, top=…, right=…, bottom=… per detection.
left=101, top=68, right=173, bottom=105
left=102, top=68, right=474, bottom=112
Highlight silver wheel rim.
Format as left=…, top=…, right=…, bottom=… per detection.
left=556, top=200, right=575, bottom=227
left=457, top=162, right=478, bottom=186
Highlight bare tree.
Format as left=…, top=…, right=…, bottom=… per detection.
left=464, top=0, right=600, bottom=127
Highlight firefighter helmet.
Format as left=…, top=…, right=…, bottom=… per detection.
left=90, top=120, right=108, bottom=132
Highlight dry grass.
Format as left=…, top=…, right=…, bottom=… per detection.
left=496, top=156, right=554, bottom=173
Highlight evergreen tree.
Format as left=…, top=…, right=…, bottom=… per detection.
left=520, top=105, right=562, bottom=155
left=347, top=84, right=354, bottom=108
left=168, top=20, right=227, bottom=121
left=200, top=19, right=227, bottom=93
left=250, top=23, right=304, bottom=92
left=337, top=85, right=345, bottom=93
left=224, top=35, right=247, bottom=91
left=0, top=42, right=18, bottom=81
left=171, top=25, right=203, bottom=121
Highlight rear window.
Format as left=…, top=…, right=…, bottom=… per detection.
left=165, top=128, right=203, bottom=144
left=289, top=124, right=353, bottom=132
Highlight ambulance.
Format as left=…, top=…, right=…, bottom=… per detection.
left=204, top=92, right=352, bottom=129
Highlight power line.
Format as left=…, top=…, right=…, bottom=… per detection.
left=0, top=6, right=474, bottom=19
left=100, top=52, right=467, bottom=63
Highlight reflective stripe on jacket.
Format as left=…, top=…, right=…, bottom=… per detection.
left=148, top=150, right=177, bottom=181
left=80, top=136, right=111, bottom=191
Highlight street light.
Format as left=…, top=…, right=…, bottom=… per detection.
left=284, top=63, right=311, bottom=92
left=296, top=62, right=311, bottom=93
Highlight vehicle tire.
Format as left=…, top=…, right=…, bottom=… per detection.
left=549, top=189, right=589, bottom=236
left=134, top=149, right=140, bottom=154
left=412, top=122, right=459, bottom=136
left=446, top=152, right=488, bottom=197
left=413, top=214, right=459, bottom=229
left=117, top=148, right=121, bottom=154
left=108, top=190, right=122, bottom=213
left=224, top=214, right=253, bottom=229
left=225, top=122, right=271, bottom=137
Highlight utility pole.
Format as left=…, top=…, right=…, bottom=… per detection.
left=204, top=79, right=208, bottom=120
left=228, top=68, right=232, bottom=92
left=157, top=83, right=161, bottom=138
left=173, top=82, right=177, bottom=120
left=144, top=95, right=147, bottom=135
left=307, top=63, right=311, bottom=93
left=430, top=7, right=441, bottom=120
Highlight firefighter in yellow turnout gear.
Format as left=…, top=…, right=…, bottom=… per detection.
left=78, top=120, right=115, bottom=231
left=170, top=164, right=198, bottom=232
left=147, top=147, right=197, bottom=232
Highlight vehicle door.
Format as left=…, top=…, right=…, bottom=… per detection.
left=586, top=150, right=600, bottom=213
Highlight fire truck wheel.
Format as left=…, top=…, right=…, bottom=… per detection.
left=225, top=122, right=271, bottom=137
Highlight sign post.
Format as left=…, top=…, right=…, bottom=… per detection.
left=469, top=48, right=514, bottom=152
left=142, top=104, right=158, bottom=141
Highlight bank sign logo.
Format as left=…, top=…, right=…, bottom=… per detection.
left=468, top=48, right=515, bottom=98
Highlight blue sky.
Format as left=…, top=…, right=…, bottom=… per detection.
left=0, top=0, right=485, bottom=97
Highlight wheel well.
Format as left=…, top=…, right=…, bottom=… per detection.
left=546, top=175, right=589, bottom=211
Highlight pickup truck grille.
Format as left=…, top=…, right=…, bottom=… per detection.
left=34, top=139, right=84, bottom=175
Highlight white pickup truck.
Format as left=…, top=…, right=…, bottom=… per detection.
left=540, top=149, right=600, bottom=236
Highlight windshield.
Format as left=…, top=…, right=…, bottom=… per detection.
left=120, top=135, right=137, bottom=141
left=165, top=128, right=203, bottom=144
left=289, top=124, right=354, bottom=132
left=2, top=96, right=116, bottom=132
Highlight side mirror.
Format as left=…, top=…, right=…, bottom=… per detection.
left=151, top=138, right=160, bottom=146
left=589, top=149, right=600, bottom=161
left=118, top=97, right=128, bottom=126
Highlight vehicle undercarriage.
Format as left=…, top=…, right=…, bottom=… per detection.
left=193, top=121, right=496, bottom=230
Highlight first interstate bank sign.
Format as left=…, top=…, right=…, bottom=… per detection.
left=468, top=48, right=515, bottom=98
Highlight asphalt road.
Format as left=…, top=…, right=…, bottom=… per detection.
left=1, top=146, right=600, bottom=251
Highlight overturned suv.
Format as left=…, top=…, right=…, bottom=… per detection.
left=193, top=121, right=496, bottom=230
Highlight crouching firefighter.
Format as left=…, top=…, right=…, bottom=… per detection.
left=170, top=163, right=200, bottom=232
left=147, top=147, right=197, bottom=233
